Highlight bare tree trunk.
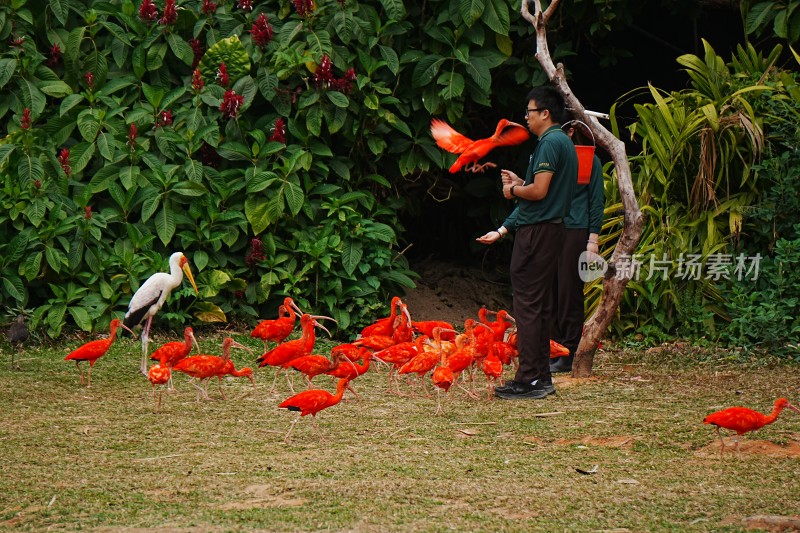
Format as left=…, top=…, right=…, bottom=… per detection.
left=521, top=0, right=644, bottom=377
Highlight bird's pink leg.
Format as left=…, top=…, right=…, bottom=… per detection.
left=346, top=383, right=360, bottom=400
left=285, top=371, right=296, bottom=393
left=283, top=415, right=301, bottom=443
left=217, top=377, right=227, bottom=400
left=87, top=366, right=93, bottom=388
left=140, top=315, right=153, bottom=376
left=716, top=426, right=726, bottom=458
left=75, top=361, right=85, bottom=386
left=269, top=368, right=282, bottom=393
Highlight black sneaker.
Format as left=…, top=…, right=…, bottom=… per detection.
left=494, top=380, right=548, bottom=400
left=550, top=355, right=573, bottom=374
left=493, top=381, right=519, bottom=395
left=537, top=378, right=556, bottom=395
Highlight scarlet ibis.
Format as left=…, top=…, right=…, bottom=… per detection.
left=148, top=364, right=171, bottom=412
left=703, top=397, right=800, bottom=456
left=324, top=349, right=371, bottom=399
left=481, top=350, right=503, bottom=400
left=214, top=359, right=256, bottom=399
left=430, top=118, right=530, bottom=173
left=360, top=296, right=403, bottom=337
left=64, top=319, right=135, bottom=387
left=279, top=377, right=350, bottom=442
left=7, top=314, right=28, bottom=370
left=124, top=252, right=198, bottom=375
left=412, top=320, right=456, bottom=342
left=398, top=329, right=449, bottom=396
left=550, top=340, right=570, bottom=358
left=149, top=326, right=200, bottom=391
left=287, top=352, right=356, bottom=387
left=250, top=297, right=303, bottom=349
left=172, top=337, right=250, bottom=401
left=431, top=331, right=455, bottom=415
left=150, top=326, right=200, bottom=367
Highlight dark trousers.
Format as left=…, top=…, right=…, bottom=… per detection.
left=553, top=228, right=589, bottom=355
left=510, top=222, right=565, bottom=383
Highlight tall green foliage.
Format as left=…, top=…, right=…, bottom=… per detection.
left=603, top=41, right=800, bottom=353
left=0, top=0, right=546, bottom=336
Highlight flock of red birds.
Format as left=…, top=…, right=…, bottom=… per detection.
left=59, top=248, right=800, bottom=449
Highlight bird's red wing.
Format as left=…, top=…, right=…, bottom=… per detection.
left=65, top=340, right=110, bottom=361
left=430, top=119, right=475, bottom=154
left=703, top=407, right=765, bottom=434
left=173, top=355, right=224, bottom=378
left=492, top=123, right=530, bottom=147
left=279, top=390, right=333, bottom=416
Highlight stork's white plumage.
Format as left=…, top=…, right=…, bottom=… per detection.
left=124, top=252, right=198, bottom=375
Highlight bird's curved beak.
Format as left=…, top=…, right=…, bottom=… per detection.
left=231, top=340, right=253, bottom=353
left=475, top=322, right=494, bottom=333
left=289, top=300, right=304, bottom=316
left=121, top=323, right=138, bottom=340
left=190, top=331, right=201, bottom=353
left=182, top=263, right=198, bottom=295
left=787, top=402, right=800, bottom=414
left=311, top=315, right=337, bottom=338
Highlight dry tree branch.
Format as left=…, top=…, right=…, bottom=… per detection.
left=523, top=0, right=645, bottom=377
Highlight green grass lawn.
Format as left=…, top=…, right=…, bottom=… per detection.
left=1, top=333, right=799, bottom=531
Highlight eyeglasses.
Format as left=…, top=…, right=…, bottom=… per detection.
left=525, top=108, right=545, bottom=117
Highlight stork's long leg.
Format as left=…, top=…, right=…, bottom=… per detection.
left=140, top=315, right=153, bottom=376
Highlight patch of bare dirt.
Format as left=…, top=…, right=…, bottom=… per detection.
left=403, top=258, right=513, bottom=326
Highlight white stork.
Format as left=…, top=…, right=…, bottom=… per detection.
left=124, top=252, right=198, bottom=375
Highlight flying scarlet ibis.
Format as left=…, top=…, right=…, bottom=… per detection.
left=124, top=252, right=198, bottom=376
left=148, top=363, right=171, bottom=412
left=279, top=377, right=350, bottom=442
left=7, top=314, right=29, bottom=370
left=64, top=319, right=135, bottom=387
left=250, top=297, right=303, bottom=349
left=703, top=397, right=800, bottom=456
left=430, top=118, right=530, bottom=173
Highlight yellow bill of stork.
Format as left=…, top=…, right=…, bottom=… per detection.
left=124, top=252, right=199, bottom=375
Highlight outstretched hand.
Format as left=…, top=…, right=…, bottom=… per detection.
left=476, top=230, right=502, bottom=245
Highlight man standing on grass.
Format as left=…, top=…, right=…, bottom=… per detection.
left=477, top=86, right=578, bottom=399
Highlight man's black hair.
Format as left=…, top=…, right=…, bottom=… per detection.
left=526, top=86, right=564, bottom=123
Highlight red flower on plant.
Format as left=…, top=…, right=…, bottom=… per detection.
left=127, top=123, right=138, bottom=151
left=10, top=35, right=25, bottom=48
left=245, top=237, right=265, bottom=266
left=156, top=110, right=173, bottom=128
left=201, top=0, right=217, bottom=15
left=33, top=179, right=42, bottom=189
left=312, top=55, right=333, bottom=88
left=270, top=118, right=286, bottom=143
left=58, top=148, right=71, bottom=175
left=216, top=62, right=229, bottom=87
left=159, top=0, right=177, bottom=25
left=20, top=108, right=31, bottom=130
left=85, top=206, right=93, bottom=219
left=220, top=89, right=244, bottom=119
left=237, top=0, right=253, bottom=10
left=47, top=44, right=61, bottom=68
left=292, top=0, right=315, bottom=17
left=189, top=38, right=204, bottom=69
left=192, top=68, right=204, bottom=92
left=84, top=71, right=94, bottom=90
left=250, top=13, right=273, bottom=47
left=139, top=0, right=158, bottom=21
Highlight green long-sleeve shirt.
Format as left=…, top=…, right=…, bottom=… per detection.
left=564, top=154, right=604, bottom=234
left=501, top=126, right=577, bottom=230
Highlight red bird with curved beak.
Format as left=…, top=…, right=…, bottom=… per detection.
left=172, top=337, right=251, bottom=401
left=703, top=397, right=800, bottom=457
left=430, top=118, right=530, bottom=173
left=250, top=297, right=303, bottom=349
left=279, top=377, right=350, bottom=442
left=65, top=319, right=136, bottom=387
left=148, top=364, right=171, bottom=412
